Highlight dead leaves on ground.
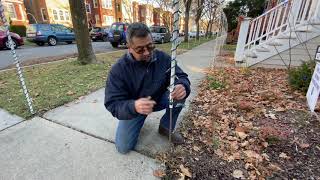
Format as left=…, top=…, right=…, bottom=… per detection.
left=183, top=67, right=308, bottom=179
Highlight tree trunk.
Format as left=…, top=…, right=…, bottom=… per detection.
left=183, top=0, right=192, bottom=42
left=196, top=20, right=200, bottom=40
left=184, top=13, right=189, bottom=42
left=69, top=0, right=96, bottom=64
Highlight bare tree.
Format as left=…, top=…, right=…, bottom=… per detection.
left=122, top=0, right=134, bottom=23
left=194, top=0, right=205, bottom=40
left=203, top=0, right=220, bottom=37
left=69, top=0, right=96, bottom=64
left=183, top=0, right=193, bottom=42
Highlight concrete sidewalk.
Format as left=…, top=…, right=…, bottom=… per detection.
left=0, top=40, right=215, bottom=179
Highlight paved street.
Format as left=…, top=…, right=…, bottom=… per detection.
left=0, top=41, right=116, bottom=69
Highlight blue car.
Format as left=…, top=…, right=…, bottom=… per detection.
left=26, top=24, right=75, bottom=46
left=108, top=22, right=129, bottom=48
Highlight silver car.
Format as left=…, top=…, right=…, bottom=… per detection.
left=150, top=26, right=171, bottom=44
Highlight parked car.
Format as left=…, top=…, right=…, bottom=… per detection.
left=108, top=22, right=129, bottom=48
left=179, top=31, right=185, bottom=37
left=150, top=26, right=171, bottom=44
left=0, top=26, right=24, bottom=50
left=188, top=31, right=197, bottom=38
left=90, top=26, right=109, bottom=41
left=26, top=24, right=75, bottom=46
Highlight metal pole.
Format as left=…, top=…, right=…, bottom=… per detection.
left=169, top=0, right=180, bottom=143
left=0, top=1, right=35, bottom=115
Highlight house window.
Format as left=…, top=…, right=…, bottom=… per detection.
left=104, top=15, right=113, bottom=25
left=65, top=11, right=70, bottom=21
left=93, top=0, right=98, bottom=8
left=6, top=3, right=17, bottom=19
left=85, top=3, right=91, bottom=13
left=52, top=9, right=58, bottom=20
left=95, top=15, right=100, bottom=24
left=41, top=8, right=48, bottom=21
left=59, top=10, right=64, bottom=20
left=102, top=0, right=112, bottom=9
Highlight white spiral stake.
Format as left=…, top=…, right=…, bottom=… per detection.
left=0, top=1, right=35, bottom=115
left=169, top=0, right=180, bottom=143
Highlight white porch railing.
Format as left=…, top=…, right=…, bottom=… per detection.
left=235, top=0, right=320, bottom=62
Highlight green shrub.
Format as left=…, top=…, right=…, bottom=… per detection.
left=288, top=61, right=316, bottom=93
left=9, top=25, right=26, bottom=37
left=208, top=76, right=225, bottom=90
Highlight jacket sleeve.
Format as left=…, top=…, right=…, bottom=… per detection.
left=175, top=64, right=191, bottom=98
left=104, top=66, right=138, bottom=120
left=163, top=52, right=191, bottom=98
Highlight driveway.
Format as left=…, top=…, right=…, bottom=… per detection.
left=0, top=41, right=116, bottom=69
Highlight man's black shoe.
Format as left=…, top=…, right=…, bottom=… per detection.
left=158, top=126, right=184, bottom=145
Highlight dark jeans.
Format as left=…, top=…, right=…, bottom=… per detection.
left=115, top=91, right=185, bottom=154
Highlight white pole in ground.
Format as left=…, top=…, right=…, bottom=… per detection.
left=0, top=1, right=35, bottom=115
left=169, top=0, right=180, bottom=142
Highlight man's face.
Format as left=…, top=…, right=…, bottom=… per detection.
left=128, top=34, right=155, bottom=62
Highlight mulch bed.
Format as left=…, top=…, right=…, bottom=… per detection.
left=156, top=67, right=320, bottom=180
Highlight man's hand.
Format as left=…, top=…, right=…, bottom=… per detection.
left=172, top=84, right=186, bottom=100
left=134, top=96, right=156, bottom=115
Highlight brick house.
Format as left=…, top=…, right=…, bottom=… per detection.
left=153, top=7, right=161, bottom=26
left=82, top=0, right=123, bottom=27
left=1, top=0, right=28, bottom=26
left=24, top=0, right=122, bottom=28
left=24, top=0, right=72, bottom=27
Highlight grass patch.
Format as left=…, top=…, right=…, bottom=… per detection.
left=0, top=37, right=214, bottom=119
left=223, top=44, right=237, bottom=51
left=207, top=76, right=225, bottom=90
left=0, top=51, right=123, bottom=118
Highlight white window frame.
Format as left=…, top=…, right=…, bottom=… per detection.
left=93, top=0, right=98, bottom=8
left=95, top=14, right=100, bottom=24
left=102, top=0, right=112, bottom=9
left=85, top=3, right=91, bottom=13
left=52, top=9, right=59, bottom=20
left=6, top=3, right=17, bottom=19
left=41, top=8, right=48, bottom=21
left=103, top=15, right=113, bottom=26
left=64, top=11, right=70, bottom=21
left=59, top=10, right=65, bottom=20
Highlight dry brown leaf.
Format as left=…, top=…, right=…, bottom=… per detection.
left=269, top=164, right=283, bottom=171
left=232, top=169, right=244, bottom=179
left=262, top=142, right=268, bottom=148
left=179, top=165, right=192, bottom=178
left=298, top=143, right=310, bottom=149
left=66, top=91, right=75, bottom=96
left=279, top=152, right=290, bottom=159
left=193, top=146, right=200, bottom=152
left=244, top=150, right=263, bottom=162
left=275, top=107, right=286, bottom=112
left=236, top=131, right=248, bottom=140
left=153, top=169, right=166, bottom=178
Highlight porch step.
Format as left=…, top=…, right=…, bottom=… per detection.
left=277, top=33, right=297, bottom=39
left=256, top=46, right=270, bottom=52
left=267, top=40, right=283, bottom=46
left=295, top=26, right=313, bottom=32
left=245, top=51, right=258, bottom=58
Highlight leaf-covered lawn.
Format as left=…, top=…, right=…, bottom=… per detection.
left=0, top=51, right=122, bottom=118
left=158, top=67, right=320, bottom=179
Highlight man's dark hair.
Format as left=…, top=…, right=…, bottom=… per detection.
left=126, top=22, right=151, bottom=44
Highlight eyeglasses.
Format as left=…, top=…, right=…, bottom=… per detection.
left=132, top=44, right=155, bottom=54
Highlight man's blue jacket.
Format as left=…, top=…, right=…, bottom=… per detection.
left=104, top=49, right=191, bottom=120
